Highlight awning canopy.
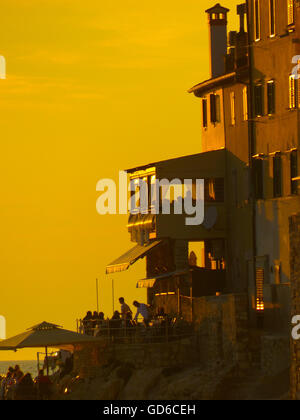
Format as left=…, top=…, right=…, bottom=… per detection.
left=127, top=214, right=155, bottom=231
left=137, top=279, right=156, bottom=289
left=0, top=322, right=99, bottom=351
left=136, top=269, right=190, bottom=288
left=106, top=240, right=163, bottom=275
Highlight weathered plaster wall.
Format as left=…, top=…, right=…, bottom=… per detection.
left=289, top=213, right=300, bottom=400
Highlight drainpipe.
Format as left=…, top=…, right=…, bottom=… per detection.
left=245, top=0, right=258, bottom=326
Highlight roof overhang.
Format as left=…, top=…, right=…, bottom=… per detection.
left=188, top=72, right=236, bottom=97
left=205, top=4, right=230, bottom=14
left=125, top=149, right=226, bottom=175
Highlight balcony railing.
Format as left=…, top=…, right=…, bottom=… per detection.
left=76, top=317, right=194, bottom=345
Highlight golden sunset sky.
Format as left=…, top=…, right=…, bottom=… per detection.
left=0, top=0, right=239, bottom=360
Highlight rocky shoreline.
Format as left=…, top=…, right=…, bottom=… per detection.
left=55, top=360, right=289, bottom=400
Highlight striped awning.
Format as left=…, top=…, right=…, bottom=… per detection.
left=127, top=214, right=155, bottom=231
left=106, top=240, right=163, bottom=275
left=136, top=269, right=190, bottom=288
left=136, top=279, right=156, bottom=289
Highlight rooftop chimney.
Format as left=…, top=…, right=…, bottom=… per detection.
left=237, top=3, right=247, bottom=33
left=205, top=3, right=229, bottom=78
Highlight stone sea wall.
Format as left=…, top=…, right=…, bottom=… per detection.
left=63, top=292, right=292, bottom=399
left=73, top=293, right=250, bottom=378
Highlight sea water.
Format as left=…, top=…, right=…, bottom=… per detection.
left=0, top=361, right=37, bottom=378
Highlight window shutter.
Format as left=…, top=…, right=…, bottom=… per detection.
left=289, top=75, right=296, bottom=109
left=215, top=95, right=221, bottom=122
left=230, top=92, right=235, bottom=125
left=243, top=87, right=248, bottom=121
left=254, top=0, right=260, bottom=40
left=291, top=150, right=298, bottom=195
left=267, top=81, right=275, bottom=115
left=270, top=0, right=275, bottom=36
left=202, top=99, right=208, bottom=128
left=210, top=94, right=216, bottom=123
left=273, top=154, right=282, bottom=197
left=254, top=84, right=263, bottom=116
left=288, top=0, right=294, bottom=25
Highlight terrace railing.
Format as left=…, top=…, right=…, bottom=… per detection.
left=76, top=317, right=194, bottom=345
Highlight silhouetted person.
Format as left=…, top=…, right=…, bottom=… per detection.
left=34, top=369, right=52, bottom=400
left=91, top=311, right=100, bottom=330
left=109, top=311, right=121, bottom=340
left=83, top=311, right=93, bottom=335
left=119, top=297, right=132, bottom=321
left=15, top=373, right=35, bottom=400
left=189, top=251, right=198, bottom=266
left=133, top=301, right=150, bottom=327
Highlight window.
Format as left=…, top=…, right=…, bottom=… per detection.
left=254, top=84, right=263, bottom=117
left=243, top=86, right=248, bottom=121
left=215, top=95, right=221, bottom=122
left=230, top=92, right=235, bottom=125
left=267, top=80, right=275, bottom=115
left=254, top=0, right=261, bottom=41
left=188, top=242, right=205, bottom=268
left=210, top=94, right=216, bottom=123
left=291, top=150, right=298, bottom=194
left=273, top=153, right=282, bottom=197
left=253, top=158, right=264, bottom=199
left=270, top=0, right=275, bottom=36
left=210, top=94, right=221, bottom=123
left=289, top=75, right=296, bottom=109
left=256, top=268, right=265, bottom=312
left=288, top=0, right=294, bottom=26
left=202, top=98, right=208, bottom=128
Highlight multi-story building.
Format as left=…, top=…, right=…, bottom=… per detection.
left=188, top=3, right=253, bottom=301
left=106, top=2, right=300, bottom=338
left=246, top=0, right=300, bottom=332
left=187, top=0, right=300, bottom=334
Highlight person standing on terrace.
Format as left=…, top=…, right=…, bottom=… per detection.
left=133, top=301, right=150, bottom=327
left=119, top=297, right=132, bottom=321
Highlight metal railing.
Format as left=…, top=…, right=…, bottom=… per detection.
left=76, top=317, right=194, bottom=345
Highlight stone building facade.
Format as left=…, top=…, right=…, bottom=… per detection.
left=246, top=0, right=300, bottom=334
left=104, top=1, right=300, bottom=395
left=289, top=213, right=300, bottom=399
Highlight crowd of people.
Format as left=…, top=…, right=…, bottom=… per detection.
left=0, top=350, right=74, bottom=401
left=0, top=365, right=53, bottom=400
left=81, top=298, right=168, bottom=336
